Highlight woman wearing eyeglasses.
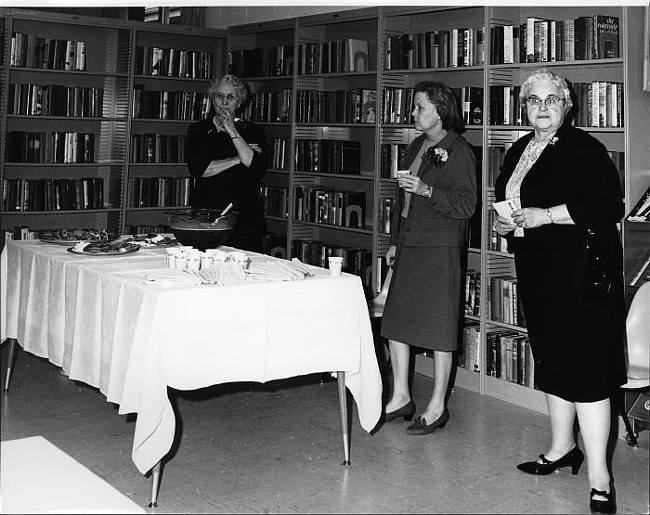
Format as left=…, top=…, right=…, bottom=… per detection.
left=493, top=68, right=625, bottom=515
left=186, top=74, right=268, bottom=252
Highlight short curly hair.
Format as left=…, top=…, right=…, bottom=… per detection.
left=207, top=74, right=249, bottom=104
left=519, top=68, right=573, bottom=110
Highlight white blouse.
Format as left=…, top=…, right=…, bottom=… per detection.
left=505, top=137, right=553, bottom=237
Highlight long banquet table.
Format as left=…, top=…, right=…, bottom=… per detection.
left=0, top=239, right=382, bottom=504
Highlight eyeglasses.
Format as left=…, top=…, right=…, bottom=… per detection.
left=525, top=95, right=564, bottom=108
left=213, top=92, right=239, bottom=103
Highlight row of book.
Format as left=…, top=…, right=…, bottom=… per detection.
left=131, top=87, right=211, bottom=120
left=134, top=46, right=213, bottom=79
left=2, top=177, right=104, bottom=212
left=10, top=33, right=87, bottom=71
left=294, top=139, right=361, bottom=175
left=294, top=186, right=367, bottom=229
left=385, top=28, right=485, bottom=71
left=130, top=134, right=187, bottom=164
left=128, top=177, right=194, bottom=208
left=490, top=15, right=619, bottom=65
left=8, top=84, right=104, bottom=118
left=227, top=46, right=295, bottom=78
left=6, top=131, right=95, bottom=164
left=486, top=329, right=536, bottom=389
left=126, top=224, right=172, bottom=235
left=465, top=269, right=481, bottom=317
left=269, top=138, right=289, bottom=171
left=296, top=39, right=370, bottom=74
left=380, top=86, right=483, bottom=125
left=488, top=81, right=624, bottom=128
left=244, top=90, right=292, bottom=123
left=295, top=88, right=376, bottom=124
left=489, top=275, right=526, bottom=327
left=291, top=238, right=373, bottom=291
left=229, top=39, right=370, bottom=78
left=261, top=186, right=289, bottom=219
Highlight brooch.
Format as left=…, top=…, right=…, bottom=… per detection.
left=548, top=136, right=559, bottom=146
left=423, top=147, right=450, bottom=167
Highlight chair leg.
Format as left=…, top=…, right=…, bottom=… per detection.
left=619, top=389, right=639, bottom=447
left=3, top=338, right=19, bottom=392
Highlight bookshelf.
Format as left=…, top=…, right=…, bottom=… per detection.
left=0, top=8, right=226, bottom=239
left=226, top=5, right=648, bottom=414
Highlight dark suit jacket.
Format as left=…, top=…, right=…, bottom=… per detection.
left=390, top=130, right=478, bottom=248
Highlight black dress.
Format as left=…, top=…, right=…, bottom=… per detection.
left=494, top=123, right=626, bottom=402
left=186, top=118, right=268, bottom=252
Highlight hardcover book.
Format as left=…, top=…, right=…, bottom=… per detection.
left=594, top=15, right=619, bottom=59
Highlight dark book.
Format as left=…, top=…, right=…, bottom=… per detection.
left=594, top=15, right=619, bottom=59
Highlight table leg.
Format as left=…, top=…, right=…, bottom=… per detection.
left=337, top=371, right=350, bottom=466
left=3, top=338, right=18, bottom=392
left=148, top=461, right=162, bottom=508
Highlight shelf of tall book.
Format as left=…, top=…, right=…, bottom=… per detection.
left=0, top=8, right=227, bottom=242
left=1, top=10, right=131, bottom=239
left=125, top=20, right=226, bottom=235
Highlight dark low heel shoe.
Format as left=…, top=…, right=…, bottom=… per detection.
left=590, top=486, right=616, bottom=514
left=406, top=408, right=449, bottom=435
left=383, top=400, right=416, bottom=423
left=517, top=446, right=584, bottom=476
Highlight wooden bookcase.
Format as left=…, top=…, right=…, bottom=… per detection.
left=0, top=8, right=226, bottom=239
left=226, top=5, right=648, bottom=413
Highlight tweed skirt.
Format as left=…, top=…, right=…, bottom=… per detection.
left=380, top=241, right=464, bottom=352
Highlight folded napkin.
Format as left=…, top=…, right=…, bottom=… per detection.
left=143, top=270, right=201, bottom=286
left=246, top=258, right=314, bottom=282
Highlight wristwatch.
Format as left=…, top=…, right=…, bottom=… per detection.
left=424, top=185, right=433, bottom=198
left=546, top=208, right=553, bottom=223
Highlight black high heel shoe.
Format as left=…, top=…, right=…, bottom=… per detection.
left=590, top=485, right=616, bottom=514
left=517, top=446, right=584, bottom=475
left=383, top=400, right=416, bottom=422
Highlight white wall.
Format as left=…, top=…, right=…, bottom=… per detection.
left=204, top=5, right=361, bottom=29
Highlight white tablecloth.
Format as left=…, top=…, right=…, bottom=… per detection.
left=1, top=240, right=382, bottom=474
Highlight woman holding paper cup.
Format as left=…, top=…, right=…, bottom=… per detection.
left=186, top=74, right=268, bottom=252
left=380, top=81, right=478, bottom=435
left=493, top=68, right=625, bottom=515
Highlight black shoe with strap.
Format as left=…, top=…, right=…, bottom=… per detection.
left=590, top=486, right=616, bottom=514
left=516, top=446, right=584, bottom=475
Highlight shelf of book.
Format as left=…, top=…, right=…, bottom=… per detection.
left=0, top=8, right=227, bottom=242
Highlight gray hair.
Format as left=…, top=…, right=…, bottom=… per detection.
left=519, top=68, right=573, bottom=110
left=207, top=74, right=249, bottom=104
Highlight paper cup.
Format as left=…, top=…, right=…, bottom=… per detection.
left=328, top=256, right=343, bottom=276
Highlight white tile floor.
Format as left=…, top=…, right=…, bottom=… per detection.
left=1, top=344, right=648, bottom=514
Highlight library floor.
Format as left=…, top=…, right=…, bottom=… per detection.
left=1, top=344, right=648, bottom=514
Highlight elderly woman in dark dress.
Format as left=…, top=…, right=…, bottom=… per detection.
left=186, top=74, right=268, bottom=252
left=380, top=81, right=477, bottom=435
left=494, top=68, right=625, bottom=515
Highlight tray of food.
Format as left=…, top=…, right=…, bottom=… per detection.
left=67, top=240, right=140, bottom=255
left=38, top=229, right=113, bottom=246
left=120, top=233, right=179, bottom=247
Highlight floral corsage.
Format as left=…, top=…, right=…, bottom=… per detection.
left=423, top=147, right=450, bottom=167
